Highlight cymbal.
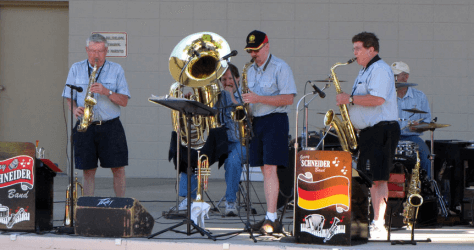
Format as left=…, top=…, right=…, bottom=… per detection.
left=412, top=122, right=450, bottom=131
left=313, top=78, right=346, bottom=83
left=402, top=108, right=428, bottom=114
left=396, top=82, right=418, bottom=88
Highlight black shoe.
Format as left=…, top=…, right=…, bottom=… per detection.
left=260, top=219, right=282, bottom=235
left=251, top=219, right=265, bottom=231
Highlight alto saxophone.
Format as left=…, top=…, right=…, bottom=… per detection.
left=402, top=150, right=423, bottom=229
left=77, top=60, right=98, bottom=132
left=231, top=58, right=254, bottom=146
left=324, top=58, right=358, bottom=153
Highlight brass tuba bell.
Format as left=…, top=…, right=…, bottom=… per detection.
left=168, top=32, right=231, bottom=149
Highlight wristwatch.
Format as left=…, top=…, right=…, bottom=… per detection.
left=349, top=95, right=354, bottom=105
left=108, top=90, right=113, bottom=96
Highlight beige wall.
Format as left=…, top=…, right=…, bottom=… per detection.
left=0, top=2, right=69, bottom=172
left=5, top=0, right=474, bottom=179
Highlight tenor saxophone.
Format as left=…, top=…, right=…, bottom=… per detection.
left=324, top=58, right=358, bottom=153
left=77, top=59, right=98, bottom=132
left=402, top=150, right=423, bottom=229
left=231, top=58, right=254, bottom=146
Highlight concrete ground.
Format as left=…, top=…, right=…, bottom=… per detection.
left=1, top=174, right=474, bottom=250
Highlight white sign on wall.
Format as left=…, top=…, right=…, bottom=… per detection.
left=92, top=32, right=127, bottom=58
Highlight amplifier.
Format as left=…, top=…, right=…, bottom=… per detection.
left=462, top=198, right=474, bottom=222
left=75, top=197, right=154, bottom=237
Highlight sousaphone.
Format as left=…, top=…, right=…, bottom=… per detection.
left=168, top=32, right=231, bottom=149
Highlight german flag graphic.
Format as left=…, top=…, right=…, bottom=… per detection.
left=297, top=173, right=350, bottom=212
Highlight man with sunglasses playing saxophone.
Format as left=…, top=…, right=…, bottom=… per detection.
left=242, top=30, right=297, bottom=235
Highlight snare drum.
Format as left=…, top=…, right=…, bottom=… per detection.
left=395, top=140, right=418, bottom=159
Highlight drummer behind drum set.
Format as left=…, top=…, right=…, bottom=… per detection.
left=392, top=61, right=432, bottom=180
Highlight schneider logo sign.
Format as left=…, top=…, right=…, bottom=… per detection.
left=0, top=156, right=34, bottom=190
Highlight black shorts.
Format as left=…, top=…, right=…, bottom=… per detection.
left=357, top=121, right=400, bottom=181
left=73, top=117, right=128, bottom=170
left=249, top=113, right=289, bottom=168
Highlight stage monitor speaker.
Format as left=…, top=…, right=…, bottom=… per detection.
left=75, top=197, right=154, bottom=237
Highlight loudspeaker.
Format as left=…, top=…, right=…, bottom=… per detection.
left=75, top=197, right=154, bottom=237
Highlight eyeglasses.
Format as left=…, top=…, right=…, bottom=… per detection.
left=352, top=46, right=365, bottom=53
left=87, top=48, right=107, bottom=54
left=246, top=43, right=267, bottom=54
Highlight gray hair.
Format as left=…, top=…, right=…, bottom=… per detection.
left=86, top=33, right=108, bottom=47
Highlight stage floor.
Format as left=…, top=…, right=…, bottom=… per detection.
left=1, top=176, right=474, bottom=250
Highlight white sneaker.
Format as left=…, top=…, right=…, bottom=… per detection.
left=369, top=222, right=387, bottom=239
left=225, top=202, right=238, bottom=216
left=170, top=198, right=188, bottom=211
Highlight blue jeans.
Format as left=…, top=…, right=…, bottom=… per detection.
left=179, top=142, right=247, bottom=203
left=179, top=172, right=197, bottom=199
left=400, top=135, right=431, bottom=179
left=224, top=142, right=247, bottom=203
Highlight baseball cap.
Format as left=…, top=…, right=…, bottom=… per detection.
left=391, top=61, right=410, bottom=75
left=245, top=30, right=268, bottom=51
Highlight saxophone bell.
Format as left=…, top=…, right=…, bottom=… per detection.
left=408, top=193, right=423, bottom=207
left=324, top=109, right=335, bottom=126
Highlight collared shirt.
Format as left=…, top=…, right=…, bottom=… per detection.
left=218, top=90, right=242, bottom=143
left=247, top=54, right=297, bottom=117
left=62, top=59, right=131, bottom=121
left=397, top=87, right=431, bottom=136
left=349, top=55, right=398, bottom=129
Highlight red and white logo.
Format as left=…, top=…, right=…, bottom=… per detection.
left=0, top=156, right=34, bottom=190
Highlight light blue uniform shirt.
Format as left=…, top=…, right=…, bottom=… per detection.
left=247, top=54, right=297, bottom=117
left=397, top=87, right=431, bottom=136
left=62, top=60, right=130, bottom=121
left=349, top=57, right=398, bottom=130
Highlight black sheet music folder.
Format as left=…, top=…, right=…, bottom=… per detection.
left=149, top=95, right=217, bottom=116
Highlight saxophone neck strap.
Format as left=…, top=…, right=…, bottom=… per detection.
left=88, top=60, right=105, bottom=81
left=262, top=54, right=272, bottom=72
left=351, top=55, right=381, bottom=96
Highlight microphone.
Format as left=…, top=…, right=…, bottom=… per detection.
left=221, top=50, right=238, bottom=61
left=66, top=84, right=83, bottom=92
left=309, top=81, right=326, bottom=98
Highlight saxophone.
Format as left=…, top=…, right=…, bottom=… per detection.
left=231, top=58, right=254, bottom=146
left=402, top=150, right=423, bottom=229
left=77, top=60, right=98, bottom=132
left=324, top=58, right=358, bottom=153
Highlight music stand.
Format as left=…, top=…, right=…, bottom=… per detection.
left=148, top=96, right=217, bottom=240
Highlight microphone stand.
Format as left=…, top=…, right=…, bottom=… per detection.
left=283, top=84, right=326, bottom=241
left=58, top=87, right=79, bottom=234
left=212, top=59, right=257, bottom=242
